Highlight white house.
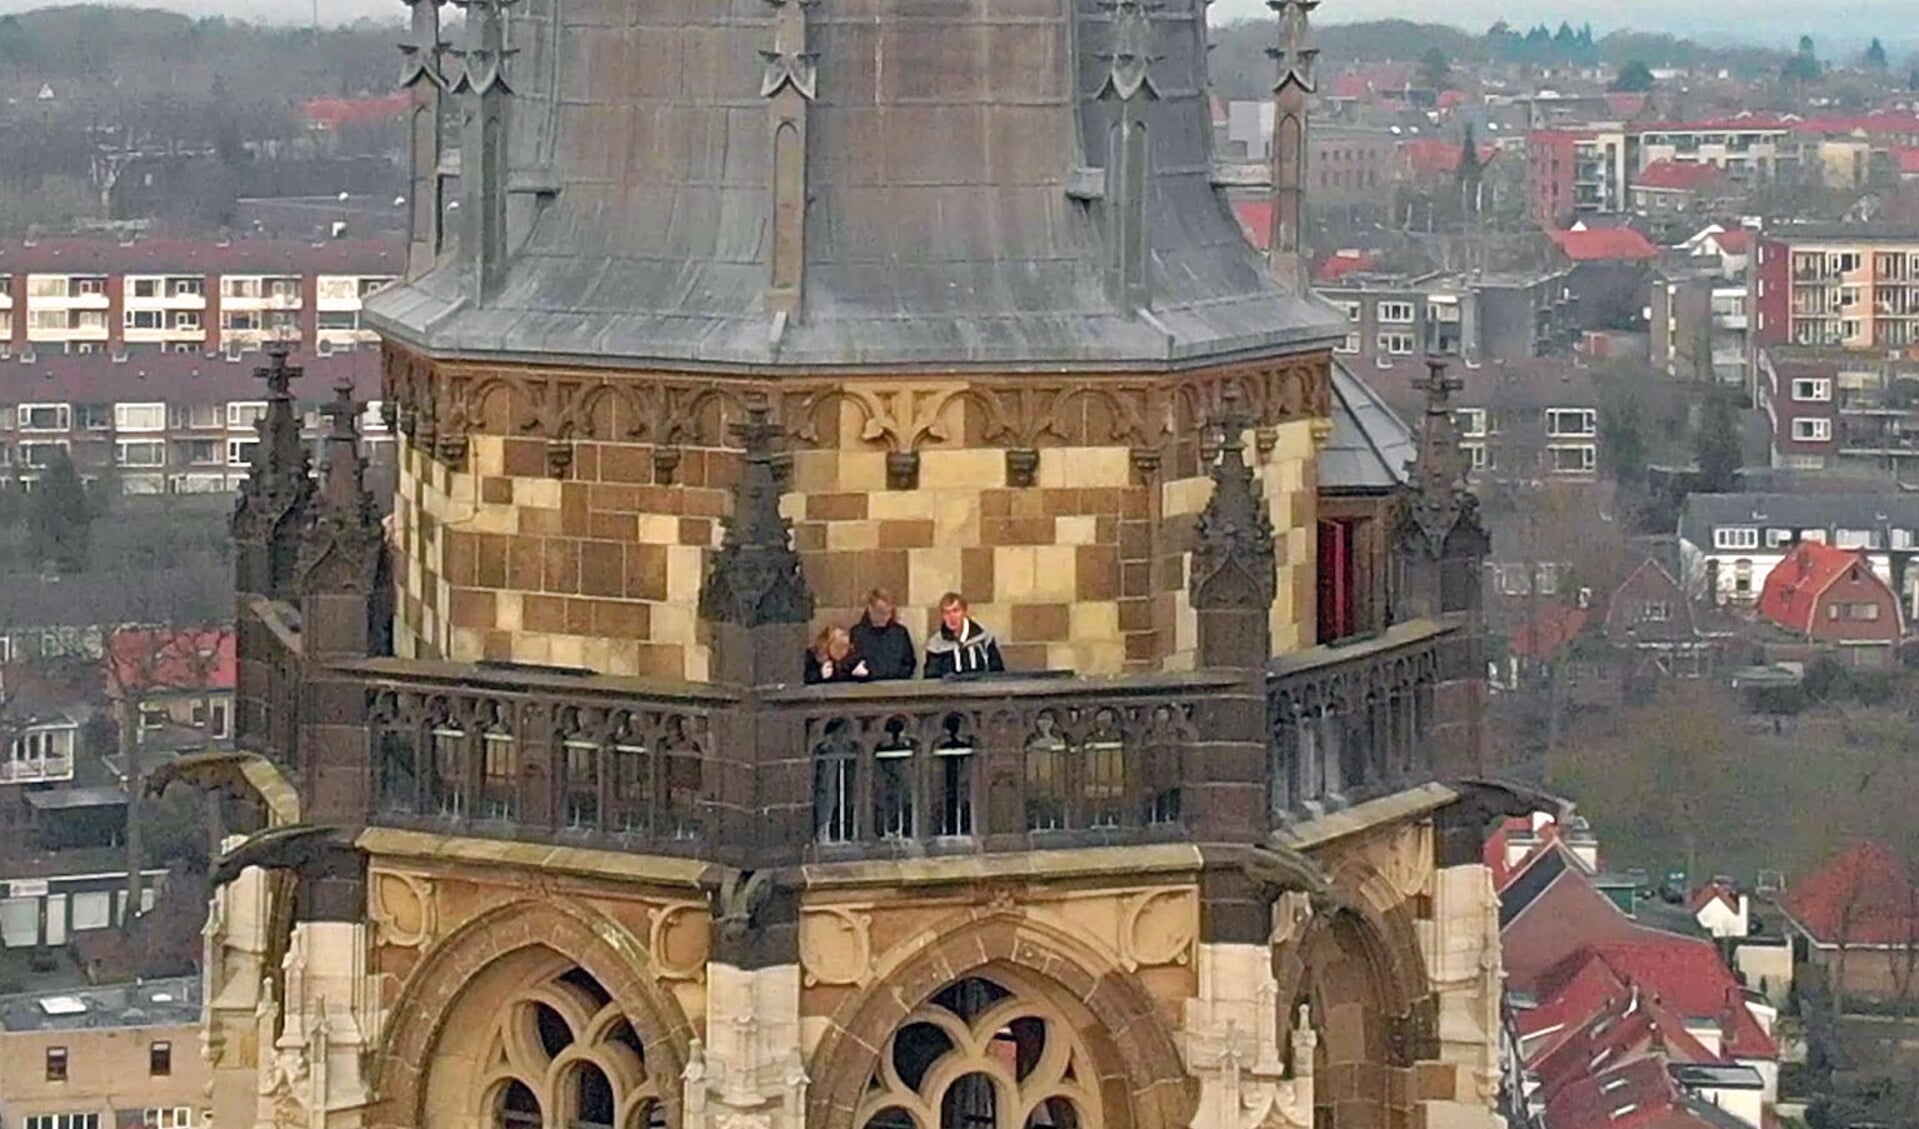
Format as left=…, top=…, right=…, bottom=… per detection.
left=1678, top=492, right=1919, bottom=616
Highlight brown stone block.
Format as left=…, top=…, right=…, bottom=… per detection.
left=708, top=451, right=741, bottom=490
left=1077, top=546, right=1120, bottom=601
left=983, top=516, right=1052, bottom=545
left=960, top=546, right=995, bottom=598
left=1082, top=486, right=1123, bottom=515
left=1009, top=489, right=1047, bottom=518
left=1041, top=488, right=1081, bottom=517
left=1125, top=633, right=1158, bottom=663
left=591, top=484, right=639, bottom=512
left=635, top=643, right=685, bottom=679
left=570, top=443, right=599, bottom=482
left=481, top=476, right=513, bottom=505
left=1117, top=598, right=1153, bottom=634
left=579, top=541, right=624, bottom=598
left=1414, top=1063, right=1455, bottom=1102
left=806, top=492, right=870, bottom=522
left=591, top=599, right=651, bottom=638
left=520, top=507, right=565, bottom=537
left=476, top=534, right=509, bottom=589
left=980, top=490, right=1014, bottom=518
left=624, top=544, right=669, bottom=601
left=877, top=519, right=935, bottom=549
left=804, top=552, right=861, bottom=608
left=1000, top=642, right=1049, bottom=671
left=684, top=488, right=728, bottom=518
left=507, top=536, right=543, bottom=590
left=1011, top=603, right=1070, bottom=641
left=1121, top=561, right=1154, bottom=599
left=448, top=588, right=495, bottom=630
left=542, top=539, right=581, bottom=593
left=868, top=549, right=909, bottom=601
left=565, top=597, right=595, bottom=635
left=600, top=444, right=652, bottom=485
left=680, top=517, right=714, bottom=547
left=589, top=512, right=637, bottom=541
left=1122, top=487, right=1150, bottom=519
left=1119, top=519, right=1153, bottom=561
left=443, top=532, right=478, bottom=587
left=484, top=631, right=514, bottom=661
left=561, top=483, right=591, bottom=534
left=634, top=486, right=685, bottom=515
left=503, top=438, right=547, bottom=478
left=524, top=594, right=567, bottom=634
left=793, top=522, right=827, bottom=553
left=1094, top=516, right=1119, bottom=544
left=678, top=449, right=708, bottom=487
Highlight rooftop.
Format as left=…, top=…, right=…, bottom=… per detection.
left=1780, top=841, right=1919, bottom=947
left=0, top=236, right=400, bottom=275
left=0, top=975, right=200, bottom=1032
left=1755, top=541, right=1889, bottom=635
left=1550, top=227, right=1662, bottom=263
left=0, top=347, right=379, bottom=405
left=1635, top=161, right=1722, bottom=193
left=1679, top=492, right=1919, bottom=549
left=1319, top=360, right=1415, bottom=492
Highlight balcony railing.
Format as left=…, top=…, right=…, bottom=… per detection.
left=0, top=755, right=74, bottom=784
left=241, top=597, right=1459, bottom=862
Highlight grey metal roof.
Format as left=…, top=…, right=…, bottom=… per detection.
left=366, top=0, right=1344, bottom=370
left=1320, top=360, right=1414, bottom=491
left=1678, top=492, right=1919, bottom=548
left=0, top=976, right=200, bottom=1032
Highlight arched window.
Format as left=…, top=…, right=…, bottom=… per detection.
left=857, top=976, right=1098, bottom=1129
left=476, top=966, right=664, bottom=1129
left=814, top=719, right=861, bottom=844
left=427, top=697, right=466, bottom=820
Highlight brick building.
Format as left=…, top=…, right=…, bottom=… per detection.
left=0, top=978, right=207, bottom=1129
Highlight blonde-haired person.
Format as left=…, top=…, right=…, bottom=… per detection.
left=803, top=625, right=870, bottom=685
left=923, top=592, right=1004, bottom=679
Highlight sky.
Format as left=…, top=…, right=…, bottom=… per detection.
left=0, top=0, right=1910, bottom=47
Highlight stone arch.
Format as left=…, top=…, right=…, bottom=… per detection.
left=369, top=897, right=694, bottom=1129
left=808, top=910, right=1193, bottom=1129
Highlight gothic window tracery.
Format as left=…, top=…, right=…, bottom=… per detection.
left=857, top=976, right=1097, bottom=1129
left=478, top=966, right=666, bottom=1129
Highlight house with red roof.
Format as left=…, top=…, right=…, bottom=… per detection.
left=1398, top=137, right=1499, bottom=188
left=1550, top=227, right=1662, bottom=263
left=1630, top=161, right=1723, bottom=217
left=1779, top=841, right=1919, bottom=1004
left=1688, top=882, right=1750, bottom=940
left=1754, top=541, right=1904, bottom=666
left=106, top=627, right=236, bottom=752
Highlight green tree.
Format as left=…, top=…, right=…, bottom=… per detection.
left=1693, top=391, right=1742, bottom=493
left=1610, top=59, right=1656, bottom=93
left=1784, top=35, right=1822, bottom=84
left=1865, top=37, right=1890, bottom=72
left=1418, top=46, right=1452, bottom=92
left=28, top=448, right=91, bottom=573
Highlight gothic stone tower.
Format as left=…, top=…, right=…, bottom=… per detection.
left=190, top=3, right=1525, bottom=1129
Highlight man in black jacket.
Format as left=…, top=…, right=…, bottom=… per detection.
left=923, top=592, right=1005, bottom=679
left=849, top=589, right=916, bottom=680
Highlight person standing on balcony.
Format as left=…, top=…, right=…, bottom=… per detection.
left=804, top=626, right=869, bottom=685
left=924, top=592, right=1005, bottom=679
left=850, top=589, right=917, bottom=681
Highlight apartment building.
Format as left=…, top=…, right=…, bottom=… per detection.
left=1529, top=128, right=1631, bottom=225
left=0, top=978, right=206, bottom=1129
left=1319, top=267, right=1572, bottom=370
left=1632, top=118, right=1793, bottom=182
left=0, top=238, right=400, bottom=359
left=1650, top=271, right=1750, bottom=385
left=0, top=348, right=389, bottom=493
left=1752, top=225, right=1919, bottom=352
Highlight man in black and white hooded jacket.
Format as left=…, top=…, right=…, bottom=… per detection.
left=923, top=592, right=1005, bottom=679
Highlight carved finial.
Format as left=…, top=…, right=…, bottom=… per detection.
left=1097, top=0, right=1165, bottom=101
left=398, top=0, right=449, bottom=90
left=450, top=0, right=517, bottom=304
left=299, top=380, right=381, bottom=597
left=1189, top=386, right=1277, bottom=614
left=1265, top=0, right=1320, bottom=96
left=1402, top=356, right=1471, bottom=549
left=232, top=344, right=315, bottom=599
left=698, top=395, right=816, bottom=628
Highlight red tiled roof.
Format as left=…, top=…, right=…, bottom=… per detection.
left=1781, top=841, right=1919, bottom=947
left=1687, top=882, right=1739, bottom=916
left=1532, top=989, right=1721, bottom=1098
left=1400, top=138, right=1499, bottom=176
left=1550, top=227, right=1661, bottom=262
left=1507, top=604, right=1589, bottom=660
left=1502, top=863, right=1652, bottom=992
left=1635, top=160, right=1721, bottom=192
left=1568, top=941, right=1779, bottom=1060
left=1541, top=1056, right=1685, bottom=1129
left=0, top=348, right=379, bottom=405
left=301, top=95, right=410, bottom=130
left=1314, top=250, right=1377, bottom=284
left=107, top=628, right=236, bottom=697
left=1436, top=89, right=1469, bottom=111
left=1756, top=541, right=1877, bottom=634
left=1232, top=199, right=1273, bottom=251
left=0, top=237, right=403, bottom=275
left=1607, top=92, right=1650, bottom=119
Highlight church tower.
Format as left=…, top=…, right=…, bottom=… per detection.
left=193, top=4, right=1531, bottom=1129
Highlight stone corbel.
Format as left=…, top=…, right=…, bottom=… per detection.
left=1005, top=448, right=1039, bottom=488
left=1130, top=446, right=1162, bottom=486
left=654, top=446, right=683, bottom=485
left=546, top=438, right=573, bottom=478
left=885, top=450, right=920, bottom=491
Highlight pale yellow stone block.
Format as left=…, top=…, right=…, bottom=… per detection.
left=1073, top=640, right=1125, bottom=676
left=449, top=627, right=484, bottom=662
left=910, top=551, right=963, bottom=608
left=1176, top=600, right=1198, bottom=655
left=514, top=632, right=553, bottom=665
left=470, top=434, right=505, bottom=477
left=600, top=641, right=640, bottom=679
left=1055, top=515, right=1098, bottom=546
left=870, top=488, right=938, bottom=521
left=515, top=477, right=562, bottom=510
left=549, top=634, right=587, bottom=670
left=1163, top=647, right=1197, bottom=673
left=840, top=451, right=889, bottom=493
left=466, top=501, right=519, bottom=535
left=1031, top=545, right=1077, bottom=601
left=1045, top=642, right=1076, bottom=671
left=497, top=592, right=523, bottom=633
left=1070, top=602, right=1120, bottom=642
left=994, top=547, right=1037, bottom=601
left=1162, top=475, right=1212, bottom=516
left=1036, top=449, right=1069, bottom=490
left=665, top=546, right=705, bottom=604
left=788, top=450, right=838, bottom=494
left=920, top=447, right=1006, bottom=491
left=1061, top=445, right=1132, bottom=489
left=935, top=492, right=981, bottom=542
left=651, top=601, right=698, bottom=647
left=826, top=520, right=880, bottom=551
left=637, top=514, right=679, bottom=544
left=683, top=643, right=710, bottom=683
left=1271, top=419, right=1318, bottom=463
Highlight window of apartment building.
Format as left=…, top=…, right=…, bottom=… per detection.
left=227, top=401, right=268, bottom=430
left=27, top=1117, right=99, bottom=1129
left=1428, top=299, right=1461, bottom=322
left=126, top=309, right=165, bottom=331
left=1841, top=319, right=1862, bottom=341
left=149, top=1040, right=172, bottom=1076
left=267, top=276, right=300, bottom=299
left=71, top=890, right=111, bottom=931
left=71, top=277, right=106, bottom=297
left=1839, top=286, right=1861, bottom=309
left=1548, top=445, right=1595, bottom=473
left=264, top=310, right=299, bottom=332
left=360, top=275, right=395, bottom=297
left=77, top=404, right=110, bottom=431
left=114, top=403, right=166, bottom=432
left=1714, top=527, right=1760, bottom=550
left=222, top=311, right=261, bottom=332
left=1337, top=301, right=1362, bottom=323
left=1894, top=529, right=1914, bottom=550
left=317, top=276, right=358, bottom=302
left=18, top=404, right=70, bottom=432
left=27, top=275, right=66, bottom=298
left=45, top=1044, right=68, bottom=1080
left=1455, top=408, right=1488, bottom=437
left=1335, top=332, right=1360, bottom=354
left=1377, top=332, right=1415, bottom=356
left=19, top=441, right=68, bottom=468
left=170, top=342, right=199, bottom=355
left=227, top=438, right=259, bottom=468
left=116, top=440, right=166, bottom=468
left=1792, top=377, right=1833, bottom=401
left=1466, top=442, right=1491, bottom=470
left=28, top=308, right=68, bottom=332
left=1376, top=301, right=1415, bottom=324
left=1830, top=252, right=1863, bottom=274
left=1767, top=528, right=1794, bottom=548
left=143, top=1111, right=192, bottom=1129
left=131, top=278, right=159, bottom=299
left=169, top=276, right=203, bottom=297
left=184, top=439, right=221, bottom=465
left=1546, top=408, right=1596, bottom=437
left=317, top=311, right=360, bottom=331
left=181, top=403, right=222, bottom=429
left=1792, top=418, right=1833, bottom=442
left=171, top=311, right=202, bottom=331
left=1834, top=528, right=1878, bottom=549
left=223, top=277, right=262, bottom=299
